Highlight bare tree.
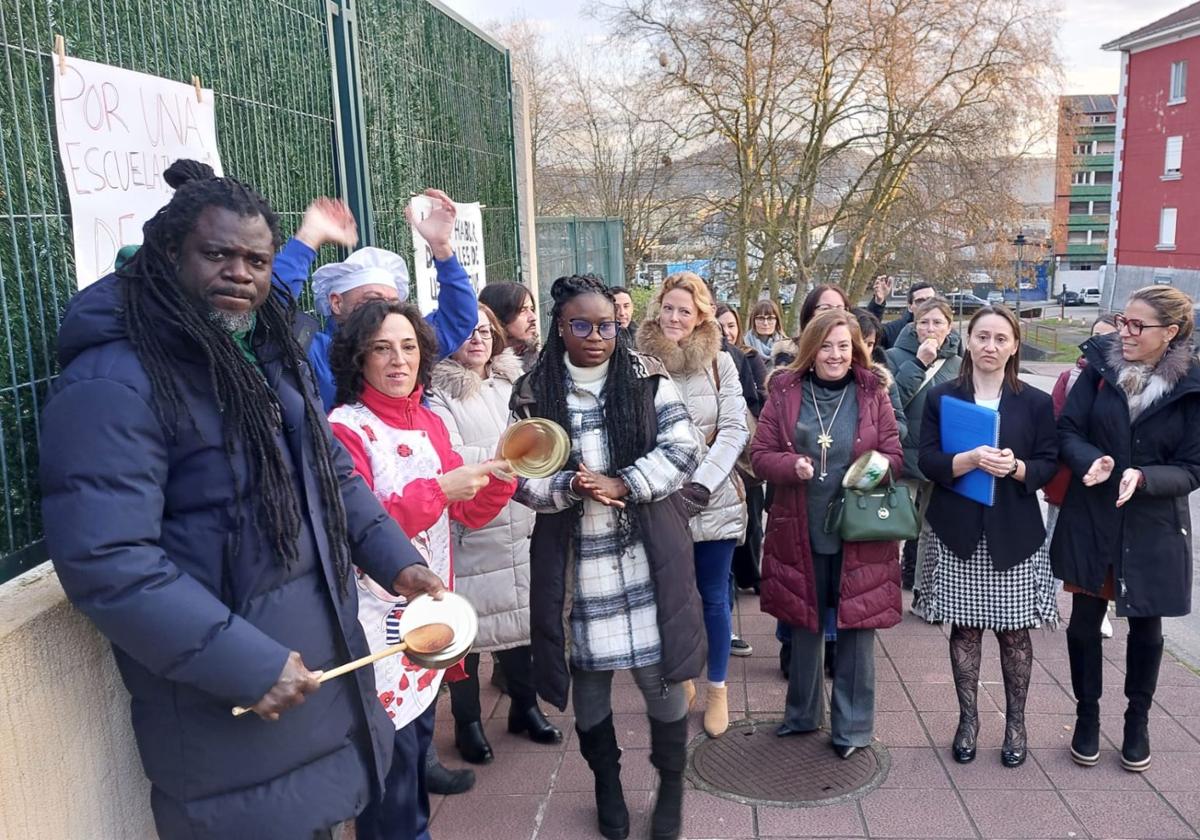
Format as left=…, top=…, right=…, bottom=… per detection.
left=607, top=0, right=1060, bottom=329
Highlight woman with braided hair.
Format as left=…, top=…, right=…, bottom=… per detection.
left=40, top=160, right=442, bottom=839
left=512, top=275, right=702, bottom=840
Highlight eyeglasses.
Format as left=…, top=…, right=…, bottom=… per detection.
left=567, top=319, right=618, bottom=340
left=815, top=303, right=846, bottom=313
left=754, top=315, right=777, bottom=323
left=468, top=326, right=493, bottom=341
left=1114, top=314, right=1172, bottom=336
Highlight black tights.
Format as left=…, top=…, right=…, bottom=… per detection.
left=949, top=625, right=1033, bottom=750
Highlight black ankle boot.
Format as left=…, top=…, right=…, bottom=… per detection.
left=1121, top=635, right=1163, bottom=772
left=649, top=716, right=688, bottom=840
left=576, top=715, right=630, bottom=840
left=425, top=759, right=476, bottom=795
left=508, top=704, right=563, bottom=744
left=454, top=720, right=494, bottom=765
left=1067, top=631, right=1103, bottom=767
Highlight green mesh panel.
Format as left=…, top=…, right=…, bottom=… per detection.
left=355, top=0, right=520, bottom=283
left=0, top=0, right=518, bottom=583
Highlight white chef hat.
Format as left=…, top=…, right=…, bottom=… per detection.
left=311, top=247, right=410, bottom=316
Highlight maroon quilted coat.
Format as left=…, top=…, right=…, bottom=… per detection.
left=751, top=364, right=904, bottom=632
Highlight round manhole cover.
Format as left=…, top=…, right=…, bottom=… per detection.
left=689, top=720, right=888, bottom=806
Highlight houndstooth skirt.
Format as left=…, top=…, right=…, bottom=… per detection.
left=919, top=532, right=1059, bottom=631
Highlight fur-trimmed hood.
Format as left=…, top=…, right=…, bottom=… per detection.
left=771, top=338, right=798, bottom=368
left=431, top=348, right=525, bottom=402
left=635, top=318, right=723, bottom=375
left=1098, top=334, right=1198, bottom=422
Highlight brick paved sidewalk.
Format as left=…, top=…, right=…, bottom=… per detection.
left=427, top=592, right=1200, bottom=839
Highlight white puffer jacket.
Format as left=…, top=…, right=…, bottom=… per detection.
left=428, top=350, right=533, bottom=651
left=637, top=319, right=749, bottom=543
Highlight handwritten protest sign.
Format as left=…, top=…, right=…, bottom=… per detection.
left=53, top=56, right=223, bottom=288
left=409, top=197, right=486, bottom=314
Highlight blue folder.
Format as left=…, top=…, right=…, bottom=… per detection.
left=939, top=396, right=1000, bottom=506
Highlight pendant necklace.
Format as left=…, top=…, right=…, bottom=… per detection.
left=809, top=379, right=848, bottom=481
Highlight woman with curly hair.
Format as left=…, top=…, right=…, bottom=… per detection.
left=328, top=299, right=517, bottom=840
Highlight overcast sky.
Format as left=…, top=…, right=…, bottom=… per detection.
left=440, top=0, right=1188, bottom=95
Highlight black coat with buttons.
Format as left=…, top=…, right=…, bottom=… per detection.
left=1051, top=334, right=1200, bottom=618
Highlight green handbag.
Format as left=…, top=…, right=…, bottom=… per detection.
left=824, top=470, right=919, bottom=543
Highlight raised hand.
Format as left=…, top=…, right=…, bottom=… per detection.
left=1082, top=455, right=1115, bottom=487
left=250, top=651, right=322, bottom=722
left=873, top=275, right=894, bottom=304
left=294, top=197, right=358, bottom=251
left=405, top=188, right=456, bottom=260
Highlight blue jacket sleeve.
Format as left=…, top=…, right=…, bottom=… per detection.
left=272, top=237, right=317, bottom=300
left=40, top=378, right=291, bottom=707
left=326, top=412, right=426, bottom=591
left=425, top=254, right=478, bottom=360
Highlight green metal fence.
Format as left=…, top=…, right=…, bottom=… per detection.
left=535, top=215, right=625, bottom=325
left=0, top=0, right=520, bottom=584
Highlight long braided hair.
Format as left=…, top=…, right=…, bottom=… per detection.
left=117, top=159, right=354, bottom=591
left=530, top=275, right=653, bottom=537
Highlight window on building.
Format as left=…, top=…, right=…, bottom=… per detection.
left=1170, top=61, right=1188, bottom=102
left=1159, top=208, right=1178, bottom=248
left=1096, top=141, right=1116, bottom=154
left=1095, top=171, right=1114, bottom=185
left=1068, top=200, right=1090, bottom=214
left=1165, top=136, right=1183, bottom=176
left=1093, top=201, right=1112, bottom=214
left=1072, top=142, right=1093, bottom=155
left=1071, top=171, right=1093, bottom=185
left=1067, top=231, right=1088, bottom=244
left=1089, top=114, right=1114, bottom=125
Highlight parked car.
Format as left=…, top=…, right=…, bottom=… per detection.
left=986, top=290, right=1005, bottom=305
left=1081, top=287, right=1101, bottom=305
left=945, top=292, right=988, bottom=313
left=1057, top=290, right=1084, bottom=306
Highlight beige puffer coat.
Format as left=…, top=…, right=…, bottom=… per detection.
left=428, top=350, right=533, bottom=651
left=637, top=319, right=749, bottom=543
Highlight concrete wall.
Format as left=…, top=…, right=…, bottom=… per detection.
left=0, top=564, right=154, bottom=839
left=1108, top=263, right=1200, bottom=310
left=1057, top=268, right=1104, bottom=293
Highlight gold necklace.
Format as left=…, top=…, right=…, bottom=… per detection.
left=809, top=379, right=849, bottom=481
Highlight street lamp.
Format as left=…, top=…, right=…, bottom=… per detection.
left=1011, top=233, right=1027, bottom=319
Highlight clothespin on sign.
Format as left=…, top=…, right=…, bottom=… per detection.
left=192, top=75, right=203, bottom=103
left=54, top=34, right=66, bottom=76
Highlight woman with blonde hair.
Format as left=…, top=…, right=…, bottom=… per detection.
left=750, top=309, right=903, bottom=758
left=1054, top=285, right=1200, bottom=772
left=637, top=272, right=750, bottom=737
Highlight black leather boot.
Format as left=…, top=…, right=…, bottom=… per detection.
left=649, top=716, right=688, bottom=840
left=1121, top=632, right=1163, bottom=772
left=454, top=720, right=494, bottom=765
left=508, top=704, right=563, bottom=744
left=1067, top=627, right=1103, bottom=766
left=576, top=715, right=630, bottom=840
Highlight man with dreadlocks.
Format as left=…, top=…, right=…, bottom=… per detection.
left=510, top=274, right=704, bottom=840
left=40, top=160, right=446, bottom=840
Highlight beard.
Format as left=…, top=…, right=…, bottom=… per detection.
left=207, top=308, right=256, bottom=334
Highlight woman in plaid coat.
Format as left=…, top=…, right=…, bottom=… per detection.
left=512, top=275, right=702, bottom=840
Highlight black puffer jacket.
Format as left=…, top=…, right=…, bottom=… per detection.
left=1052, top=334, right=1200, bottom=617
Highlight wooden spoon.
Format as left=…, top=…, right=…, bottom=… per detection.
left=232, top=622, right=454, bottom=717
